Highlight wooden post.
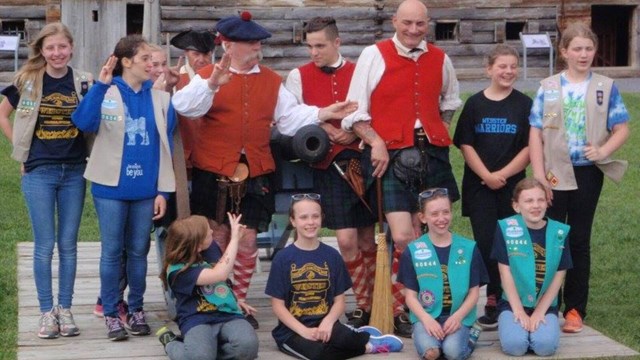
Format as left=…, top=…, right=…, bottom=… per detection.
left=46, top=0, right=61, bottom=23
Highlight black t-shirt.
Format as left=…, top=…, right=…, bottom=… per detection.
left=2, top=68, right=86, bottom=171
left=453, top=90, right=532, bottom=209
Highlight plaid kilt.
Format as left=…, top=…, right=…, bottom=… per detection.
left=190, top=167, right=275, bottom=232
left=361, top=144, right=460, bottom=214
left=313, top=152, right=376, bottom=229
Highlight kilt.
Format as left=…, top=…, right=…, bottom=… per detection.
left=361, top=143, right=460, bottom=214
left=191, top=167, right=275, bottom=233
left=313, top=151, right=376, bottom=230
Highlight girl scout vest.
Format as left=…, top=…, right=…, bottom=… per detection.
left=83, top=85, right=175, bottom=192
left=408, top=234, right=477, bottom=326
left=498, top=215, right=569, bottom=308
left=540, top=73, right=627, bottom=190
left=167, top=263, right=241, bottom=315
left=11, top=68, right=92, bottom=162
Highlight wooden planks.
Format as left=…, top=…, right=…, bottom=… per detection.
left=17, top=241, right=639, bottom=360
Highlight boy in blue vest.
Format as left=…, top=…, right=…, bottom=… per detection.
left=492, top=178, right=572, bottom=356
left=398, top=188, right=488, bottom=360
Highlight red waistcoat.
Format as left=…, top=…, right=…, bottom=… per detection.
left=299, top=61, right=360, bottom=169
left=192, top=64, right=281, bottom=177
left=371, top=39, right=451, bottom=149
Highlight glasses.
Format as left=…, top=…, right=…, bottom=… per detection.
left=419, top=188, right=448, bottom=200
left=291, top=193, right=321, bottom=202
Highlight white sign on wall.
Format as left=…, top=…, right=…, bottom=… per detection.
left=0, top=35, right=20, bottom=71
left=519, top=32, right=554, bottom=79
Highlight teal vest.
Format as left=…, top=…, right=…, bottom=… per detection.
left=167, top=262, right=241, bottom=315
left=498, top=215, right=569, bottom=308
left=408, top=234, right=477, bottom=327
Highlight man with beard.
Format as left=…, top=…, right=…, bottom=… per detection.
left=172, top=11, right=357, bottom=330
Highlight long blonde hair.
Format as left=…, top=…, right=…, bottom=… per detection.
left=13, top=22, right=74, bottom=100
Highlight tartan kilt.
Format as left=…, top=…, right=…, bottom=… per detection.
left=190, top=167, right=275, bottom=233
left=361, top=144, right=460, bottom=214
left=313, top=152, right=376, bottom=230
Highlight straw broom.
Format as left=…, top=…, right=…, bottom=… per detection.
left=368, top=177, right=394, bottom=334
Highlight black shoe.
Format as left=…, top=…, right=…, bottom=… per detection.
left=476, top=306, right=498, bottom=330
left=346, top=308, right=371, bottom=328
left=245, top=313, right=259, bottom=329
left=105, top=316, right=128, bottom=341
left=156, top=326, right=178, bottom=347
left=126, top=310, right=151, bottom=336
left=393, top=313, right=412, bottom=338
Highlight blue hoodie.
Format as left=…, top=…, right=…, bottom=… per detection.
left=72, top=77, right=176, bottom=200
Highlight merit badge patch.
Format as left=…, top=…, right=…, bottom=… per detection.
left=505, top=225, right=524, bottom=238
left=413, top=248, right=432, bottom=260
left=101, top=98, right=117, bottom=110
left=419, top=290, right=436, bottom=309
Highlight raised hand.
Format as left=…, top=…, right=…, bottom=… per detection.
left=99, top=55, right=118, bottom=85
left=164, top=56, right=183, bottom=90
left=207, top=53, right=232, bottom=90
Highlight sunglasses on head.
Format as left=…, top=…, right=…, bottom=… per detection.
left=419, top=188, right=448, bottom=200
left=291, top=193, right=321, bottom=203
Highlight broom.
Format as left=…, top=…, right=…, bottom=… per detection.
left=368, top=177, right=394, bottom=334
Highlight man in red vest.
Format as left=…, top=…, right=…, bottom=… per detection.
left=172, top=11, right=357, bottom=330
left=285, top=17, right=377, bottom=329
left=342, top=0, right=462, bottom=337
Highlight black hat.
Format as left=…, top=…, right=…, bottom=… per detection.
left=170, top=30, right=216, bottom=53
left=215, top=11, right=271, bottom=42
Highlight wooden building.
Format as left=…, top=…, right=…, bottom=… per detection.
left=1, top=0, right=639, bottom=79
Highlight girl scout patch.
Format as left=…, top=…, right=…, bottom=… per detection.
left=419, top=290, right=435, bottom=309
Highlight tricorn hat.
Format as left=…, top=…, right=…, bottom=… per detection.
left=215, top=11, right=271, bottom=42
left=170, top=30, right=216, bottom=53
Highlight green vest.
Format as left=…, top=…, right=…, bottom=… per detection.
left=167, top=262, right=241, bottom=315
left=498, top=215, right=569, bottom=308
left=408, top=234, right=477, bottom=327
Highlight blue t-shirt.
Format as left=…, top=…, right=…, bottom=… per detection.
left=167, top=243, right=242, bottom=335
left=265, top=242, right=352, bottom=346
left=491, top=221, right=573, bottom=314
left=529, top=72, right=629, bottom=166
left=397, top=238, right=488, bottom=317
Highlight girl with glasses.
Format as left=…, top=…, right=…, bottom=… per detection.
left=397, top=188, right=488, bottom=360
left=265, top=193, right=404, bottom=359
left=492, top=178, right=572, bottom=356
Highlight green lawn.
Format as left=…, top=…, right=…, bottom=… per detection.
left=0, top=94, right=638, bottom=359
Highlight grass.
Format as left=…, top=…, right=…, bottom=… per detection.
left=0, top=93, right=639, bottom=359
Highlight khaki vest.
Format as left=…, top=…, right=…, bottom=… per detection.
left=83, top=85, right=176, bottom=192
left=541, top=73, right=627, bottom=190
left=11, top=68, right=93, bottom=162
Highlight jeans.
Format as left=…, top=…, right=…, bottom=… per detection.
left=498, top=311, right=559, bottom=356
left=413, top=316, right=472, bottom=360
left=166, top=318, right=259, bottom=360
left=93, top=196, right=154, bottom=317
left=22, top=163, right=86, bottom=313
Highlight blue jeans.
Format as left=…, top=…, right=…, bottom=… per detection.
left=413, top=316, right=472, bottom=360
left=498, top=311, right=559, bottom=356
left=94, top=196, right=154, bottom=317
left=166, top=318, right=259, bottom=360
left=22, top=163, right=86, bottom=313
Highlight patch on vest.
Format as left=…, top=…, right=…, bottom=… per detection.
left=544, top=89, right=560, bottom=102
left=419, top=290, right=435, bottom=309
left=101, top=98, right=118, bottom=110
left=505, top=225, right=524, bottom=238
left=413, top=248, right=432, bottom=260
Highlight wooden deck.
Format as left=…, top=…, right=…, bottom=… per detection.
left=18, top=241, right=639, bottom=360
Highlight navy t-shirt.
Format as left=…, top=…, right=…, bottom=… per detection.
left=167, top=243, right=242, bottom=335
left=397, top=238, right=488, bottom=317
left=265, top=242, right=352, bottom=346
left=491, top=221, right=573, bottom=314
left=1, top=68, right=86, bottom=171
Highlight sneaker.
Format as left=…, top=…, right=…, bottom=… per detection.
left=393, top=312, right=412, bottom=338
left=126, top=310, right=151, bottom=335
left=368, top=334, right=404, bottom=353
left=105, top=316, right=128, bottom=341
left=37, top=309, right=59, bottom=339
left=476, top=306, right=498, bottom=330
left=358, top=325, right=382, bottom=337
left=56, top=306, right=80, bottom=337
left=93, top=297, right=104, bottom=317
left=156, top=326, right=178, bottom=347
left=244, top=313, right=259, bottom=329
left=562, top=309, right=584, bottom=333
left=346, top=308, right=370, bottom=328
left=468, top=322, right=482, bottom=351
left=117, top=300, right=129, bottom=324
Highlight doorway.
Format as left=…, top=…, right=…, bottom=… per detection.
left=591, top=5, right=634, bottom=67
left=127, top=3, right=144, bottom=35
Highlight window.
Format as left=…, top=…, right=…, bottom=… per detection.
left=506, top=21, right=526, bottom=40
left=1, top=20, right=26, bottom=41
left=435, top=22, right=457, bottom=41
